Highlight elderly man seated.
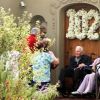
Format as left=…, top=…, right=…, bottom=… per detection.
left=57, top=46, right=92, bottom=96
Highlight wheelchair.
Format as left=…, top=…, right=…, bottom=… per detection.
left=96, top=63, right=100, bottom=99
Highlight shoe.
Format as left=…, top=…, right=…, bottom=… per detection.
left=82, top=92, right=93, bottom=96
left=71, top=91, right=80, bottom=95
left=82, top=92, right=91, bottom=94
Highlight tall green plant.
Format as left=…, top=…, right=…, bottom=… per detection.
left=0, top=7, right=59, bottom=100
left=0, top=7, right=31, bottom=54
left=0, top=7, right=36, bottom=100
left=0, top=51, right=37, bottom=100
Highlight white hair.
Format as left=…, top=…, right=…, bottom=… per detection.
left=75, top=46, right=83, bottom=52
left=31, top=27, right=40, bottom=34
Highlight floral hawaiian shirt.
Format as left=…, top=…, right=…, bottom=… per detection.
left=30, top=51, right=54, bottom=83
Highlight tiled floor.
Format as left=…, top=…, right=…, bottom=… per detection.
left=55, top=95, right=97, bottom=100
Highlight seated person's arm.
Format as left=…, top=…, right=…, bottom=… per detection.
left=77, top=63, right=86, bottom=69
left=69, top=56, right=77, bottom=68
left=76, top=56, right=92, bottom=69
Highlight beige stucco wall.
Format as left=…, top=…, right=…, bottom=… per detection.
left=23, top=0, right=100, bottom=83
left=0, top=0, right=100, bottom=83
left=22, top=0, right=60, bottom=83
left=23, top=0, right=54, bottom=38
left=0, top=0, right=21, bottom=16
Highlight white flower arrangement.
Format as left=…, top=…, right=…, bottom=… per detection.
left=74, top=9, right=88, bottom=40
left=66, top=9, right=100, bottom=40
left=87, top=10, right=100, bottom=40
left=66, top=9, right=76, bottom=39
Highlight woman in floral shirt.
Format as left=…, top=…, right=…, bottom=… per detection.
left=30, top=38, right=59, bottom=87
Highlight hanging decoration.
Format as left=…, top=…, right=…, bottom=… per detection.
left=66, top=9, right=100, bottom=40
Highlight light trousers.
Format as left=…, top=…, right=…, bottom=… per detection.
left=77, top=72, right=95, bottom=94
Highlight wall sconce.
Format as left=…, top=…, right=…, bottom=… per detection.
left=20, top=1, right=26, bottom=7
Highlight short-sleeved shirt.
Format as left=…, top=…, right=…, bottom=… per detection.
left=30, top=51, right=54, bottom=83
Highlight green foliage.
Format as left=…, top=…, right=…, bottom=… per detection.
left=0, top=7, right=59, bottom=100
left=33, top=84, right=59, bottom=100
left=0, top=7, right=31, bottom=54
left=19, top=51, right=33, bottom=82
left=0, top=7, right=36, bottom=100
left=0, top=53, right=37, bottom=100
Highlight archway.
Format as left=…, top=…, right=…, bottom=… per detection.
left=59, top=3, right=100, bottom=67
left=30, top=15, right=47, bottom=33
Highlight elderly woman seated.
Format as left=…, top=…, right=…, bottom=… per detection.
left=71, top=57, right=100, bottom=95
left=29, top=37, right=59, bottom=88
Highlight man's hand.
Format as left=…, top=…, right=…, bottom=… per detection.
left=77, top=63, right=86, bottom=69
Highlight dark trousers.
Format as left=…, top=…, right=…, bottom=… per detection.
left=57, top=68, right=74, bottom=94
left=58, top=67, right=91, bottom=94
left=29, top=80, right=50, bottom=90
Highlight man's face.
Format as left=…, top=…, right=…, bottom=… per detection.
left=75, top=49, right=82, bottom=58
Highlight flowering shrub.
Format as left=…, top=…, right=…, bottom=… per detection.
left=0, top=7, right=31, bottom=54
left=0, top=54, right=37, bottom=100
left=0, top=7, right=58, bottom=100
